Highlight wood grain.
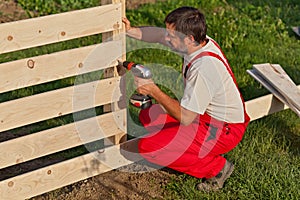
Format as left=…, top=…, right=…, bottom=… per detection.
left=0, top=4, right=122, bottom=54
left=0, top=109, right=126, bottom=169
left=0, top=40, right=122, bottom=93
left=251, top=63, right=300, bottom=116
left=0, top=77, right=122, bottom=132
left=0, top=138, right=141, bottom=200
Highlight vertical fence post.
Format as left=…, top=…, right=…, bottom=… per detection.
left=101, top=0, right=127, bottom=145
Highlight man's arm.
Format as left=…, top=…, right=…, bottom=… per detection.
left=122, top=17, right=169, bottom=46
left=135, top=77, right=198, bottom=125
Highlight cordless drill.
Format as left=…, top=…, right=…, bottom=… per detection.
left=122, top=61, right=152, bottom=109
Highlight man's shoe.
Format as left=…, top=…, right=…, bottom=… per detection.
left=196, top=160, right=234, bottom=192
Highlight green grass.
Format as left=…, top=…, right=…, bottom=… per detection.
left=127, top=0, right=300, bottom=199
left=4, top=0, right=300, bottom=199
left=165, top=110, right=300, bottom=199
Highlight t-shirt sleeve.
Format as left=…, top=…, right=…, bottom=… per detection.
left=180, top=68, right=212, bottom=114
left=140, top=26, right=170, bottom=46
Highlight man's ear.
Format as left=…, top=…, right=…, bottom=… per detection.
left=185, top=35, right=196, bottom=45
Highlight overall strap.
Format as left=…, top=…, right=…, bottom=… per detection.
left=184, top=51, right=236, bottom=85
left=183, top=40, right=250, bottom=123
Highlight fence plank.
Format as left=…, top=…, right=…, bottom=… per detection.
left=0, top=77, right=122, bottom=132
left=0, top=40, right=122, bottom=93
left=247, top=68, right=300, bottom=117
left=0, top=138, right=141, bottom=200
left=0, top=4, right=121, bottom=54
left=246, top=85, right=300, bottom=121
left=253, top=63, right=300, bottom=112
left=0, top=109, right=126, bottom=169
left=101, top=0, right=127, bottom=145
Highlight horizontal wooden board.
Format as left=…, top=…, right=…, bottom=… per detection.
left=246, top=84, right=300, bottom=121
left=252, top=63, right=300, bottom=116
left=0, top=77, right=123, bottom=132
left=0, top=109, right=126, bottom=169
left=247, top=69, right=300, bottom=117
left=0, top=40, right=122, bottom=93
left=0, top=4, right=122, bottom=54
left=0, top=138, right=142, bottom=200
left=292, top=26, right=300, bottom=37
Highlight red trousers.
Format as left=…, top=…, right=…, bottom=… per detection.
left=138, top=104, right=249, bottom=178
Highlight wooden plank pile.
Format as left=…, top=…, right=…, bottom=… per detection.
left=247, top=63, right=300, bottom=117
left=292, top=26, right=300, bottom=37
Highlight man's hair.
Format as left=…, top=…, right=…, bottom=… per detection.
left=164, top=6, right=207, bottom=44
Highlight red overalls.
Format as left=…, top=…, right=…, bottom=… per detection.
left=138, top=39, right=250, bottom=178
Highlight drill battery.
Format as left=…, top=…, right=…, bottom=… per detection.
left=130, top=94, right=152, bottom=110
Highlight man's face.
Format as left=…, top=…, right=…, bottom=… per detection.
left=165, top=23, right=188, bottom=54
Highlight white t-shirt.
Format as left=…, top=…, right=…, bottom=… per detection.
left=180, top=39, right=245, bottom=123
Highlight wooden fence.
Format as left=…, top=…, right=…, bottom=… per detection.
left=0, top=1, right=129, bottom=199
left=0, top=0, right=299, bottom=199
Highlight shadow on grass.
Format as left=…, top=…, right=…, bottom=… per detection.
left=263, top=110, right=300, bottom=156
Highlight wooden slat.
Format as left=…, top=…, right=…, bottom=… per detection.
left=253, top=63, right=300, bottom=111
left=249, top=64, right=300, bottom=117
left=0, top=40, right=122, bottom=93
left=101, top=0, right=127, bottom=145
left=102, top=0, right=123, bottom=113
left=246, top=85, right=300, bottom=121
left=0, top=138, right=142, bottom=200
left=293, top=26, right=300, bottom=37
left=0, top=77, right=122, bottom=132
left=0, top=4, right=122, bottom=54
left=247, top=69, right=300, bottom=117
left=0, top=109, right=126, bottom=169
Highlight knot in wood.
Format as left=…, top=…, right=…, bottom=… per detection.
left=27, top=59, right=35, bottom=69
left=7, top=35, right=13, bottom=41
left=113, top=22, right=120, bottom=29
left=8, top=181, right=14, bottom=187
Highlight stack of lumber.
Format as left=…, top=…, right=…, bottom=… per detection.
left=292, top=26, right=300, bottom=37
left=247, top=63, right=300, bottom=117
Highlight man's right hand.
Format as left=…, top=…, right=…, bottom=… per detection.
left=122, top=17, right=132, bottom=31
left=122, top=17, right=142, bottom=40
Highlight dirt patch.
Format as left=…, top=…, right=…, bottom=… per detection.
left=1, top=1, right=178, bottom=200
left=32, top=163, right=179, bottom=200
left=0, top=0, right=27, bottom=22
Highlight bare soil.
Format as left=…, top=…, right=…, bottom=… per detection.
left=31, top=162, right=179, bottom=200
left=0, top=0, right=179, bottom=199
left=0, top=0, right=27, bottom=23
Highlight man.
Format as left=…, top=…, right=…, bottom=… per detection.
left=122, top=6, right=250, bottom=191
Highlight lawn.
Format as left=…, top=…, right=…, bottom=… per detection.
left=126, top=0, right=300, bottom=199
